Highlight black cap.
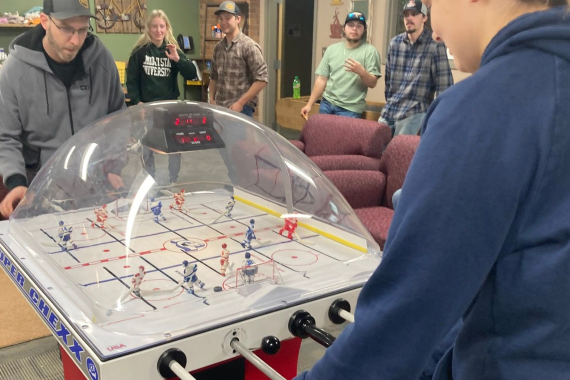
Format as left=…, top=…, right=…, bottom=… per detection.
left=403, top=0, right=428, bottom=16
left=345, top=11, right=366, bottom=26
left=214, top=1, right=241, bottom=16
left=43, top=0, right=96, bottom=20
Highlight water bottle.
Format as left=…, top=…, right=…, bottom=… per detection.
left=293, top=76, right=301, bottom=99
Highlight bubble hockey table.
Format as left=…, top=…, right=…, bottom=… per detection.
left=0, top=101, right=381, bottom=379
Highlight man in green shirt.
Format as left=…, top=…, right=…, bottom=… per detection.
left=301, top=12, right=381, bottom=119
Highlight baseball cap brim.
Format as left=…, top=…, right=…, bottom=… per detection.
left=50, top=9, right=96, bottom=20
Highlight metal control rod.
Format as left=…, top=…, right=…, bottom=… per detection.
left=230, top=339, right=286, bottom=380
left=338, top=308, right=355, bottom=323
left=168, top=360, right=198, bottom=380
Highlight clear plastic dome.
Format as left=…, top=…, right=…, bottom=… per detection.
left=6, top=101, right=380, bottom=357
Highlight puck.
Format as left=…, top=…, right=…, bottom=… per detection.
left=214, top=286, right=223, bottom=292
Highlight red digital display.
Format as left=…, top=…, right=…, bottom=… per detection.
left=173, top=116, right=208, bottom=127
left=174, top=133, right=214, bottom=145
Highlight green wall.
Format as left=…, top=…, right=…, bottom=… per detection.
left=0, top=0, right=201, bottom=60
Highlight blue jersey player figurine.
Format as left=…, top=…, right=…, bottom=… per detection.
left=182, top=261, right=205, bottom=293
left=57, top=221, right=77, bottom=250
left=241, top=219, right=257, bottom=249
left=150, top=198, right=166, bottom=223
left=241, top=252, right=258, bottom=284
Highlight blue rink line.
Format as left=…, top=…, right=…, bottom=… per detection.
left=79, top=233, right=320, bottom=288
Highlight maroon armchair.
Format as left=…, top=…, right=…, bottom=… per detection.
left=325, top=135, right=421, bottom=249
left=290, top=114, right=392, bottom=171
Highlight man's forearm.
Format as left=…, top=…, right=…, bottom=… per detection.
left=306, top=77, right=328, bottom=107
left=236, top=81, right=267, bottom=106
left=209, top=80, right=217, bottom=102
left=359, top=72, right=378, bottom=88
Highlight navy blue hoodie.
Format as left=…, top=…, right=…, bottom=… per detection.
left=296, top=7, right=570, bottom=380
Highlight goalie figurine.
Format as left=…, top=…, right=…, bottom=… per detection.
left=58, top=221, right=77, bottom=250
left=182, top=261, right=205, bottom=293
left=241, top=252, right=258, bottom=284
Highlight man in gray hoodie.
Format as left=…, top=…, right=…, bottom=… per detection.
left=0, top=0, right=125, bottom=218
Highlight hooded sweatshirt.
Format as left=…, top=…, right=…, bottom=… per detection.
left=0, top=26, right=126, bottom=189
left=126, top=41, right=197, bottom=104
left=296, top=6, right=570, bottom=380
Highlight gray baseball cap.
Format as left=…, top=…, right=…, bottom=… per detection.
left=214, top=1, right=241, bottom=16
left=43, top=0, right=96, bottom=20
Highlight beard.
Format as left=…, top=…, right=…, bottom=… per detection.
left=346, top=34, right=364, bottom=44
left=406, top=26, right=417, bottom=34
left=47, top=27, right=80, bottom=63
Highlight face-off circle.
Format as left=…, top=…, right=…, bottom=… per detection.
left=271, top=249, right=318, bottom=266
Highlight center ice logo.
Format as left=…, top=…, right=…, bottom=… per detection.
left=168, top=238, right=207, bottom=252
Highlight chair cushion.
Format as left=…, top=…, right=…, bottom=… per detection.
left=325, top=170, right=386, bottom=209
left=289, top=140, right=305, bottom=152
left=301, top=114, right=391, bottom=158
left=311, top=155, right=381, bottom=171
left=355, top=206, right=395, bottom=250
left=379, top=135, right=421, bottom=208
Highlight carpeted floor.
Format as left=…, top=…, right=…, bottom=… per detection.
left=0, top=270, right=50, bottom=349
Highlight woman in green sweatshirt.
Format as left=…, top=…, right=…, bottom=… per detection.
left=127, top=9, right=197, bottom=184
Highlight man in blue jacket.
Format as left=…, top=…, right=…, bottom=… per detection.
left=0, top=0, right=125, bottom=218
left=296, top=0, right=570, bottom=379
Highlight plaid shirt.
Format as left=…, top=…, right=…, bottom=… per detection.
left=210, top=32, right=268, bottom=109
left=381, top=29, right=453, bottom=122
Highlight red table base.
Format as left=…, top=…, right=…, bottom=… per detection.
left=60, top=337, right=302, bottom=380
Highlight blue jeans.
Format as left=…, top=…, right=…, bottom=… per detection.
left=241, top=105, right=255, bottom=117
left=319, top=98, right=362, bottom=118
left=380, top=112, right=426, bottom=136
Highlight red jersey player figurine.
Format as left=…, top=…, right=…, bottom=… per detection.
left=131, top=265, right=145, bottom=298
left=170, top=189, right=186, bottom=212
left=92, top=204, right=108, bottom=229
left=279, top=217, right=298, bottom=240
left=220, top=243, right=230, bottom=276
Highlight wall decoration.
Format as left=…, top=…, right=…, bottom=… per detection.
left=330, top=8, right=342, bottom=39
left=95, top=0, right=147, bottom=34
left=331, top=0, right=344, bottom=5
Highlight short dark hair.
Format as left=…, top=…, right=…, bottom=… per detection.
left=519, top=0, right=567, bottom=7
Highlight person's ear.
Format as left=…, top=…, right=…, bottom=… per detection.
left=39, top=13, right=50, bottom=31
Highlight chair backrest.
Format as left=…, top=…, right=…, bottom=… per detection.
left=300, top=114, right=392, bottom=158
left=379, top=135, right=421, bottom=208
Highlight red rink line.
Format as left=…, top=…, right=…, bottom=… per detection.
left=64, top=224, right=281, bottom=270
left=64, top=247, right=167, bottom=270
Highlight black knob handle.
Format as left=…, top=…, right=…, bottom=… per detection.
left=288, top=310, right=336, bottom=348
left=261, top=335, right=281, bottom=355
left=328, top=298, right=351, bottom=324
left=157, top=348, right=187, bottom=379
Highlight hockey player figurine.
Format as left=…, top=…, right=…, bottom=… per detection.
left=182, top=261, right=205, bottom=293
left=57, top=221, right=77, bottom=250
left=92, top=204, right=108, bottom=229
left=170, top=189, right=186, bottom=212
left=150, top=198, right=166, bottom=223
left=241, top=252, right=258, bottom=284
left=225, top=196, right=235, bottom=218
left=241, top=219, right=257, bottom=249
left=131, top=266, right=145, bottom=298
left=220, top=243, right=230, bottom=276
left=279, top=217, right=298, bottom=240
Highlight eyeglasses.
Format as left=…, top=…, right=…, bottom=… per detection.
left=49, top=16, right=91, bottom=38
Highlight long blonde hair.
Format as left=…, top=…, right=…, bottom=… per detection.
left=132, top=10, right=180, bottom=51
